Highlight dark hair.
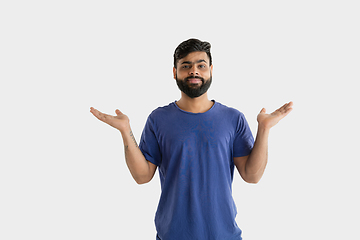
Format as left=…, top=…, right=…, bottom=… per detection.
left=173, top=38, right=212, bottom=68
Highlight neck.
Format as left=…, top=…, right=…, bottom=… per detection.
left=176, top=92, right=214, bottom=113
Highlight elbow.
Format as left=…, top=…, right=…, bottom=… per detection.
left=134, top=175, right=152, bottom=185
left=131, top=163, right=157, bottom=185
left=239, top=172, right=261, bottom=184
left=244, top=176, right=262, bottom=184
left=242, top=168, right=265, bottom=184
left=246, top=179, right=260, bottom=184
left=135, top=179, right=150, bottom=185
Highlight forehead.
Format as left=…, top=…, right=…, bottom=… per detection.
left=179, top=51, right=209, bottom=64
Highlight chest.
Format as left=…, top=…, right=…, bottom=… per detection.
left=155, top=115, right=235, bottom=156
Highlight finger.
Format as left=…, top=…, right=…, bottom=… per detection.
left=278, top=109, right=292, bottom=120
left=277, top=102, right=292, bottom=113
left=283, top=101, right=293, bottom=113
left=90, top=107, right=99, bottom=116
left=287, top=101, right=294, bottom=110
left=279, top=103, right=289, bottom=111
left=271, top=104, right=289, bottom=117
left=91, top=108, right=103, bottom=120
left=279, top=104, right=293, bottom=117
left=115, top=109, right=122, bottom=116
left=260, top=108, right=266, bottom=114
left=91, top=108, right=113, bottom=122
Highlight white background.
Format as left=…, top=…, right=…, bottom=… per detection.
left=1, top=0, right=359, bottom=239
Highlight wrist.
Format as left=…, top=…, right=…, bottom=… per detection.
left=257, top=124, right=270, bottom=135
left=119, top=124, right=131, bottom=135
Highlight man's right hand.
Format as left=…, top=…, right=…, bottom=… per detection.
left=90, top=107, right=157, bottom=184
left=90, top=107, right=130, bottom=133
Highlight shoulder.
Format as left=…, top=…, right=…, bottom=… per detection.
left=145, top=102, right=178, bottom=127
left=213, top=102, right=250, bottom=130
left=143, top=102, right=179, bottom=134
left=214, top=101, right=245, bottom=118
left=149, top=102, right=176, bottom=117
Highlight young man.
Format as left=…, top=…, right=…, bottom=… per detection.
left=90, top=39, right=293, bottom=240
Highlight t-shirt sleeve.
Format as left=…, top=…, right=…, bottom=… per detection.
left=139, top=115, right=162, bottom=166
left=233, top=112, right=254, bottom=157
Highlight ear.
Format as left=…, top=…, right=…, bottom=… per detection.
left=173, top=67, right=177, bottom=80
left=210, top=65, right=213, bottom=75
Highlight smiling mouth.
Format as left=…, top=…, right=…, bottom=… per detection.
left=187, top=78, right=202, bottom=84
left=186, top=76, right=203, bottom=84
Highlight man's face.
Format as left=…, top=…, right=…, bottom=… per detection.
left=173, top=51, right=213, bottom=98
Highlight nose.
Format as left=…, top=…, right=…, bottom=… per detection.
left=189, top=65, right=199, bottom=76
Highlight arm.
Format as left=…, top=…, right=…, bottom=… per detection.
left=90, top=107, right=157, bottom=184
left=234, top=102, right=293, bottom=184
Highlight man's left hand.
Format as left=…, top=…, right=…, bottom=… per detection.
left=257, top=101, right=293, bottom=130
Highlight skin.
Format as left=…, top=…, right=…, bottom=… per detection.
left=173, top=52, right=214, bottom=113
left=90, top=51, right=293, bottom=184
left=234, top=102, right=293, bottom=183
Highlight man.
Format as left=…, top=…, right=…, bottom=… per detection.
left=90, top=39, right=293, bottom=240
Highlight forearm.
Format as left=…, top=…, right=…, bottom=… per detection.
left=90, top=107, right=155, bottom=184
left=238, top=101, right=293, bottom=183
left=120, top=126, right=152, bottom=184
left=245, top=126, right=270, bottom=183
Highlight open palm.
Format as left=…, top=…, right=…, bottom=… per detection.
left=90, top=107, right=129, bottom=132
left=257, top=102, right=293, bottom=129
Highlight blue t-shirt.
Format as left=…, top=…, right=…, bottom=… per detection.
left=139, top=101, right=254, bottom=240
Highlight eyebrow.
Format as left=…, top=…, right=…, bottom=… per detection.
left=181, top=59, right=207, bottom=65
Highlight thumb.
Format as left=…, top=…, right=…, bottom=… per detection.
left=260, top=108, right=266, bottom=114
left=115, top=109, right=122, bottom=115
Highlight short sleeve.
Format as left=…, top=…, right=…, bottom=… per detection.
left=233, top=112, right=254, bottom=157
left=139, top=115, right=162, bottom=166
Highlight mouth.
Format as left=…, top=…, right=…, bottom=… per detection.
left=186, top=76, right=203, bottom=84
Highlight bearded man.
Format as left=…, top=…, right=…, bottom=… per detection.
left=90, top=38, right=293, bottom=240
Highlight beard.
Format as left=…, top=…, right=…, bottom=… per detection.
left=176, top=74, right=212, bottom=99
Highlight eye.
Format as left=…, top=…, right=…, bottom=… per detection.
left=182, top=65, right=190, bottom=69
left=198, top=65, right=206, bottom=69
